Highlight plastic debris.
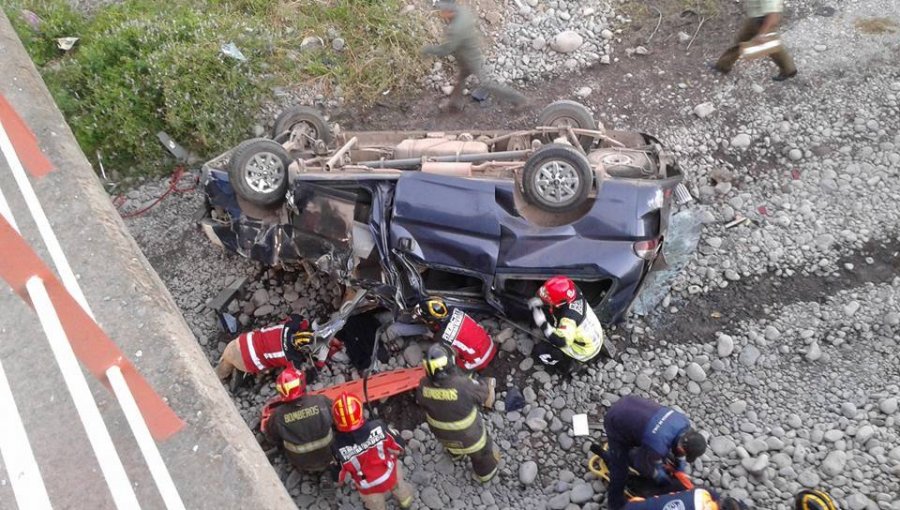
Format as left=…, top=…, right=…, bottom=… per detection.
left=504, top=386, right=526, bottom=413
left=220, top=42, right=247, bottom=61
left=56, top=37, right=79, bottom=51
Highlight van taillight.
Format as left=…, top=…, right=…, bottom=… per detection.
left=633, top=239, right=660, bottom=260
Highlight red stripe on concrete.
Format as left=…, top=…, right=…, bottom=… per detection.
left=0, top=216, right=183, bottom=440
left=0, top=94, right=54, bottom=177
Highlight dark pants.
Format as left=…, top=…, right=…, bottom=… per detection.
left=450, top=61, right=526, bottom=110
left=468, top=433, right=500, bottom=482
left=716, top=17, right=796, bottom=74
left=606, top=439, right=631, bottom=510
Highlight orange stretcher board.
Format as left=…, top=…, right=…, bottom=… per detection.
left=310, top=366, right=425, bottom=402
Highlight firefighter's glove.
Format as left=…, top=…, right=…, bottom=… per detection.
left=532, top=306, right=548, bottom=329
left=527, top=297, right=543, bottom=310
left=676, top=458, right=688, bottom=473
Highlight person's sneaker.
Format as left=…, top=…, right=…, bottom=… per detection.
left=772, top=70, right=798, bottom=81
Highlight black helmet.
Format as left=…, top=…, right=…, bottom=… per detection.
left=720, top=498, right=749, bottom=510
left=415, top=297, right=450, bottom=323
left=795, top=490, right=838, bottom=510
left=423, top=343, right=454, bottom=381
left=678, top=428, right=707, bottom=462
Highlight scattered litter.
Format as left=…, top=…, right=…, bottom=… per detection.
left=757, top=205, right=769, bottom=216
left=471, top=87, right=489, bottom=102
left=157, top=131, right=196, bottom=163
left=220, top=42, right=247, bottom=61
left=96, top=150, right=108, bottom=181
left=725, top=216, right=750, bottom=229
left=791, top=169, right=802, bottom=180
left=219, top=313, right=238, bottom=334
left=56, top=37, right=79, bottom=51
left=710, top=311, right=722, bottom=318
left=505, top=387, right=526, bottom=413
left=572, top=414, right=590, bottom=436
left=300, top=36, right=324, bottom=51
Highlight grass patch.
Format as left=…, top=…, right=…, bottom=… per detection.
left=4, top=0, right=428, bottom=183
left=854, top=17, right=899, bottom=34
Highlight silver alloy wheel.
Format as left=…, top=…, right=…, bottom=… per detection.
left=244, top=151, right=286, bottom=193
left=533, top=159, right=581, bottom=204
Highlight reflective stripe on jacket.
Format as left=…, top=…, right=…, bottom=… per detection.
left=333, top=420, right=403, bottom=495
left=265, top=394, right=334, bottom=471
left=416, top=374, right=490, bottom=455
left=543, top=297, right=604, bottom=362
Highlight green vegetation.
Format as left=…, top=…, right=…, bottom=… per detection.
left=5, top=0, right=428, bottom=182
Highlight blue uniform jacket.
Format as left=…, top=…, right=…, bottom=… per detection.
left=604, top=396, right=690, bottom=509
left=606, top=396, right=689, bottom=454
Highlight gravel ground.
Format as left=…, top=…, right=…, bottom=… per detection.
left=119, top=0, right=900, bottom=508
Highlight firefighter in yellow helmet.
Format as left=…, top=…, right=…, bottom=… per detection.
left=415, top=344, right=499, bottom=482
left=795, top=490, right=838, bottom=510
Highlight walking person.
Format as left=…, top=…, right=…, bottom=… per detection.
left=422, top=1, right=527, bottom=111
left=713, top=0, right=797, bottom=81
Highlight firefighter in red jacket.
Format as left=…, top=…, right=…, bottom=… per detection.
left=414, top=297, right=497, bottom=372
left=262, top=367, right=334, bottom=473
left=416, top=344, right=499, bottom=482
left=215, top=313, right=340, bottom=380
left=528, top=276, right=605, bottom=372
left=332, top=392, right=414, bottom=510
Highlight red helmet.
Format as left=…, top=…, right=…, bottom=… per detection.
left=275, top=368, right=307, bottom=400
left=332, top=392, right=365, bottom=432
left=538, top=276, right=577, bottom=307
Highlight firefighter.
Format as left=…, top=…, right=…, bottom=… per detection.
left=215, top=313, right=340, bottom=381
left=414, top=297, right=497, bottom=372
left=623, top=489, right=747, bottom=510
left=528, top=276, right=605, bottom=372
left=262, top=368, right=334, bottom=473
left=421, top=1, right=527, bottom=112
left=415, top=344, right=500, bottom=482
left=604, top=396, right=708, bottom=510
left=795, top=490, right=838, bottom=510
left=332, top=392, right=414, bottom=510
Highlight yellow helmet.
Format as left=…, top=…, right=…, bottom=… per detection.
left=416, top=297, right=449, bottom=322
left=795, top=490, right=838, bottom=510
left=291, top=330, right=314, bottom=350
